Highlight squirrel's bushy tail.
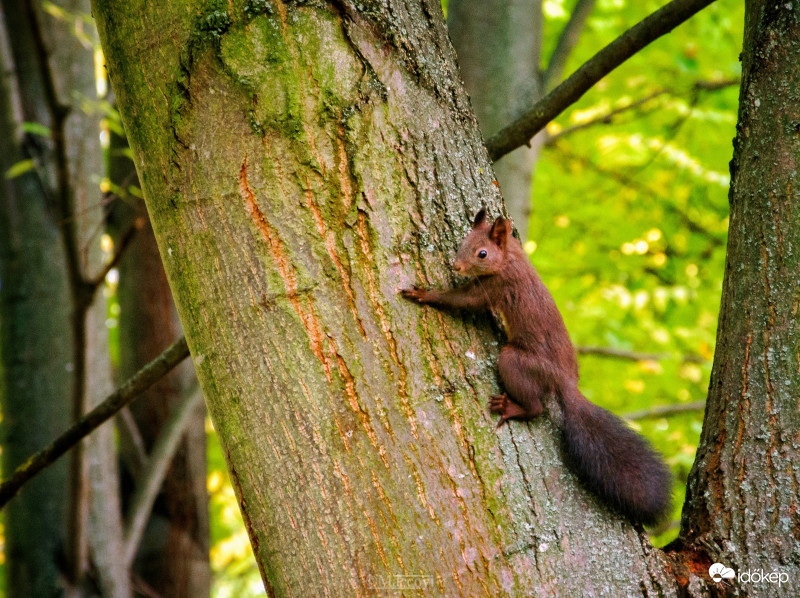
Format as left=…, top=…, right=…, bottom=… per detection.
left=560, top=387, right=672, bottom=526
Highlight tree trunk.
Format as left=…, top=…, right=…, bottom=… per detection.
left=676, top=2, right=800, bottom=595
left=0, top=5, right=72, bottom=594
left=93, top=1, right=691, bottom=595
left=107, top=129, right=210, bottom=598
left=447, top=0, right=545, bottom=241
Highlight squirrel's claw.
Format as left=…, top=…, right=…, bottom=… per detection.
left=400, top=286, right=427, bottom=302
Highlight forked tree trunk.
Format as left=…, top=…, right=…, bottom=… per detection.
left=93, top=0, right=797, bottom=596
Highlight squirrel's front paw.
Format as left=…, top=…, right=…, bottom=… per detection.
left=400, top=287, right=430, bottom=303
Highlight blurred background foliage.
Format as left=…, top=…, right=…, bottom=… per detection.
left=0, top=0, right=744, bottom=595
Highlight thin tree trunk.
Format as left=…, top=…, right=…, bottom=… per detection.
left=0, top=5, right=72, bottom=595
left=94, top=1, right=686, bottom=595
left=676, top=3, right=800, bottom=595
left=447, top=0, right=545, bottom=241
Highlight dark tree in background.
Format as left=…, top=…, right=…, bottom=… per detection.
left=0, top=2, right=210, bottom=596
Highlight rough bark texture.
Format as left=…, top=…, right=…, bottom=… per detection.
left=678, top=2, right=800, bottom=595
left=107, top=131, right=210, bottom=598
left=447, top=0, right=545, bottom=241
left=94, top=0, right=688, bottom=595
left=0, top=5, right=72, bottom=595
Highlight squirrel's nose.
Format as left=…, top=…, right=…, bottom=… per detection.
left=452, top=260, right=464, bottom=273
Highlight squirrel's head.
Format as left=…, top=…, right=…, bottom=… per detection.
left=453, top=208, right=512, bottom=276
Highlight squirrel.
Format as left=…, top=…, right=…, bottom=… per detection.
left=401, top=209, right=672, bottom=526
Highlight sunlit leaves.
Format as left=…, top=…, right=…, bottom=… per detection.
left=4, top=160, right=36, bottom=180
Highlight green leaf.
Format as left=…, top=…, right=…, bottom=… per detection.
left=21, top=121, right=51, bottom=137
left=5, top=159, right=36, bottom=179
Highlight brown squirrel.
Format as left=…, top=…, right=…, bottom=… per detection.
left=401, top=209, right=671, bottom=525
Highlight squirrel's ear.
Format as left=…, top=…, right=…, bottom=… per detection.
left=472, top=208, right=487, bottom=229
left=489, top=217, right=511, bottom=247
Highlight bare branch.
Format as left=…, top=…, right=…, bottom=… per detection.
left=0, top=337, right=190, bottom=509
left=624, top=400, right=706, bottom=420
left=87, top=217, right=143, bottom=289
left=486, top=0, right=717, bottom=162
left=693, top=77, right=740, bottom=92
left=124, top=384, right=204, bottom=567
left=543, top=0, right=597, bottom=91
left=544, top=90, right=667, bottom=145
left=117, top=407, right=148, bottom=479
left=577, top=345, right=706, bottom=363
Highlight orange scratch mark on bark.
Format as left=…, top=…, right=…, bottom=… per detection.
left=337, top=122, right=353, bottom=211
left=302, top=300, right=333, bottom=383
left=333, top=459, right=352, bottom=497
left=276, top=485, right=297, bottom=530
left=328, top=337, right=389, bottom=468
left=362, top=510, right=389, bottom=568
left=281, top=420, right=297, bottom=454
left=240, top=156, right=298, bottom=298
left=240, top=156, right=335, bottom=382
left=304, top=178, right=367, bottom=339
left=370, top=470, right=397, bottom=525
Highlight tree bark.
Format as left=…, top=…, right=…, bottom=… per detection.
left=93, top=1, right=692, bottom=595
left=677, top=2, right=800, bottom=595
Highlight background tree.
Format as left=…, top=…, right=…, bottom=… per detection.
left=0, top=2, right=210, bottom=596
left=107, top=117, right=210, bottom=597
left=448, top=0, right=594, bottom=239
left=0, top=1, right=128, bottom=594
left=0, top=3, right=73, bottom=592
left=678, top=0, right=800, bottom=585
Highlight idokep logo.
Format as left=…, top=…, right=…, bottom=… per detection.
left=709, top=563, right=735, bottom=583
left=709, top=562, right=790, bottom=587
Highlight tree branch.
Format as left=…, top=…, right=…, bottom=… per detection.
left=87, top=216, right=143, bottom=289
left=486, top=0, right=717, bottom=162
left=117, top=406, right=149, bottom=479
left=23, top=2, right=93, bottom=582
left=693, top=77, right=740, bottom=92
left=544, top=90, right=667, bottom=145
left=624, top=400, right=706, bottom=420
left=577, top=345, right=705, bottom=363
left=124, top=384, right=204, bottom=567
left=542, top=0, right=597, bottom=91
left=549, top=143, right=725, bottom=246
left=0, top=336, right=190, bottom=509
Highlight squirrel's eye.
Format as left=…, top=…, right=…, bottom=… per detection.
left=478, top=249, right=487, bottom=259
